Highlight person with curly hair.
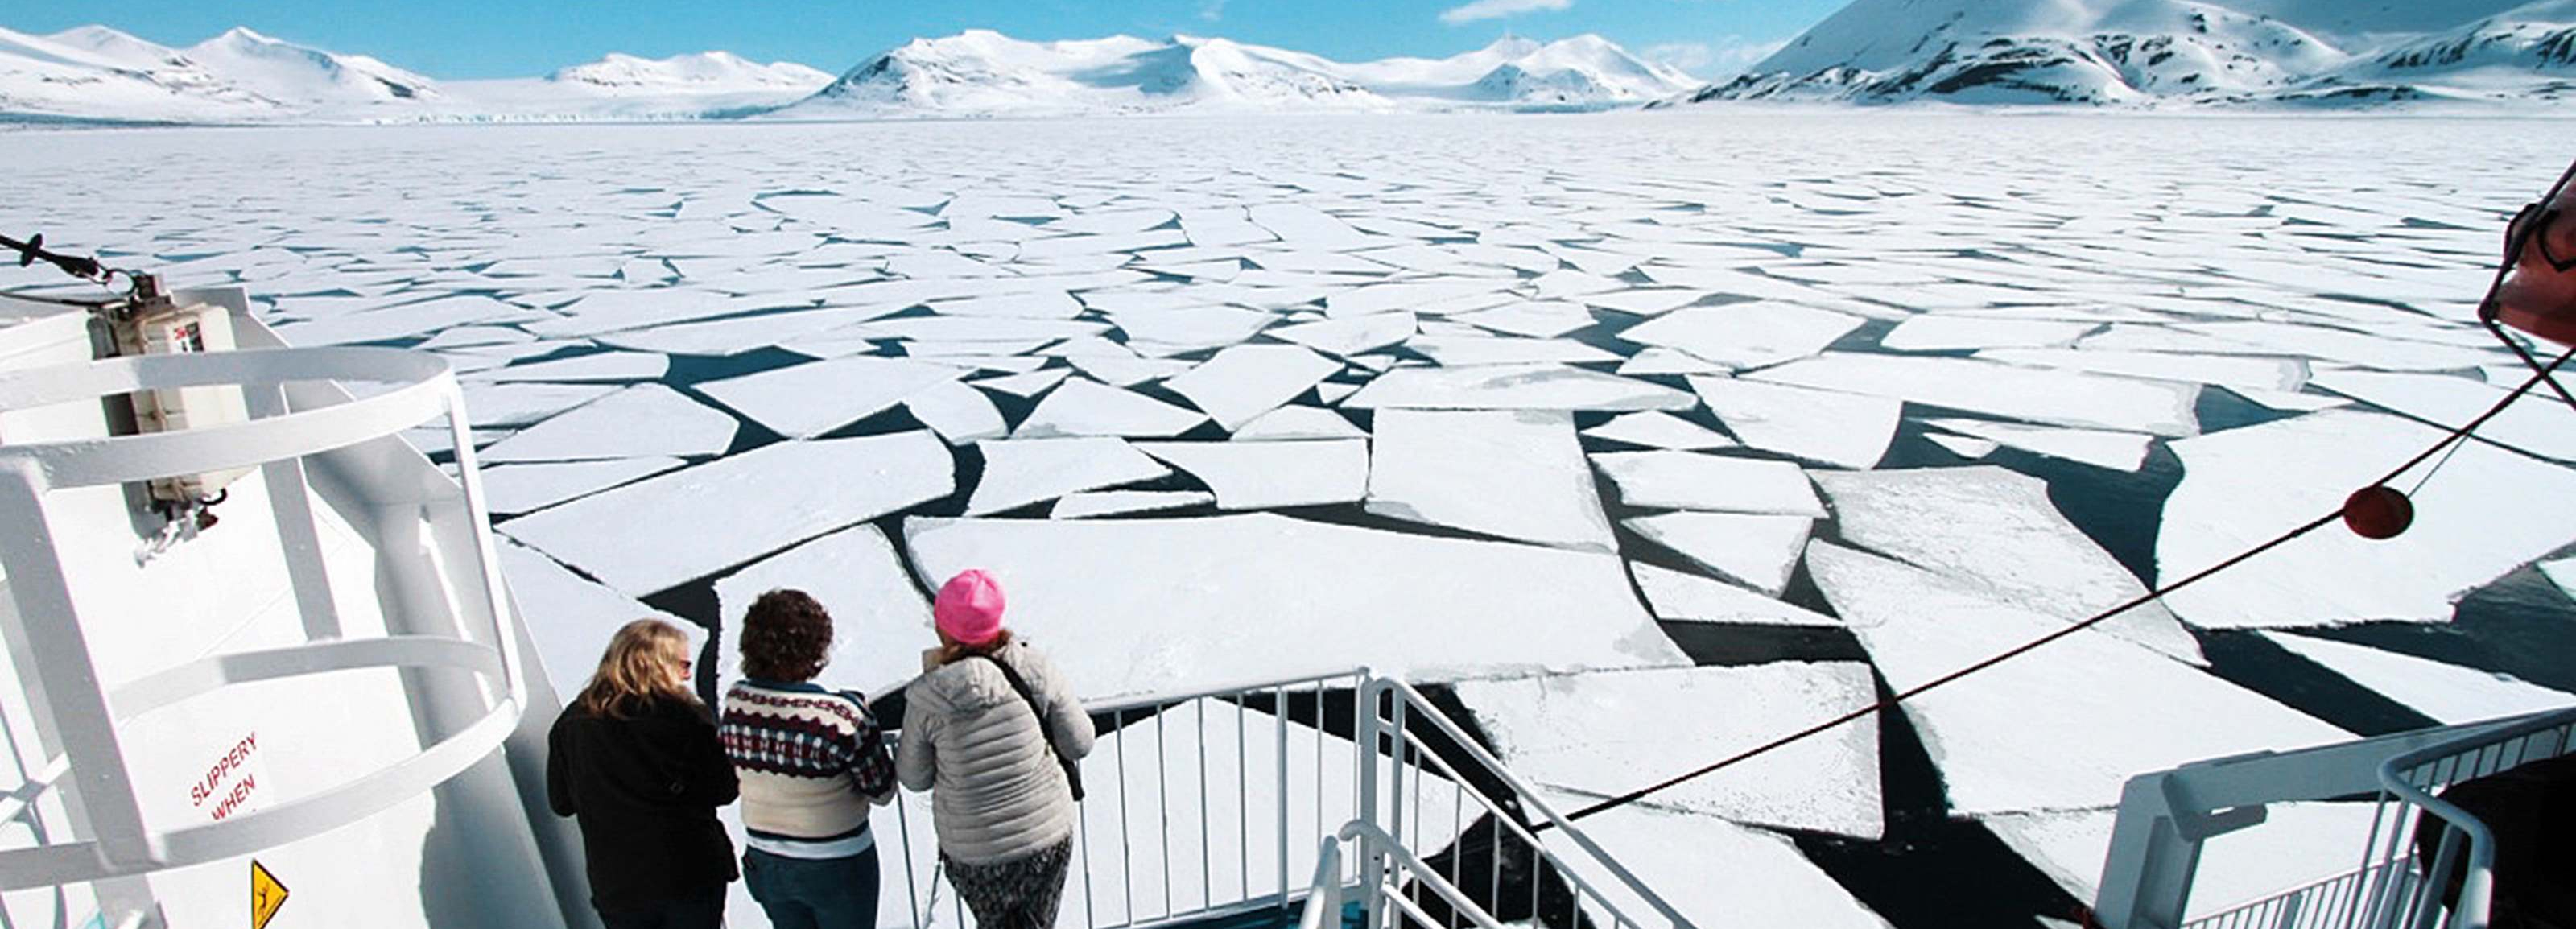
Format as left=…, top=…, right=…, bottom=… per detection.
left=547, top=618, right=738, bottom=929
left=898, top=569, right=1095, bottom=929
left=720, top=589, right=898, bottom=929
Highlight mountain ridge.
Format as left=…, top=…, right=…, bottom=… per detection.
left=1679, top=0, right=2576, bottom=107
left=0, top=24, right=1698, bottom=123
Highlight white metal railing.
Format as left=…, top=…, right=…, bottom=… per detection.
left=0, top=343, right=527, bottom=888
left=2096, top=708, right=2576, bottom=929
left=1332, top=822, right=1505, bottom=929
left=1353, top=678, right=1691, bottom=929
left=869, top=671, right=1693, bottom=929
left=875, top=669, right=1373, bottom=929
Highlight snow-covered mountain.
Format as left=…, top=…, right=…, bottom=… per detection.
left=1682, top=0, right=2576, bottom=107
left=786, top=31, right=1695, bottom=117
left=430, top=51, right=836, bottom=122
left=547, top=51, right=832, bottom=93
left=2, top=24, right=1691, bottom=123
left=0, top=26, right=278, bottom=122
left=181, top=27, right=439, bottom=105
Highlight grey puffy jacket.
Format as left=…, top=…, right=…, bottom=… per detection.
left=896, top=640, right=1096, bottom=865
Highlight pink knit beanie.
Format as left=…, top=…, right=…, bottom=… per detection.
left=934, top=569, right=1005, bottom=646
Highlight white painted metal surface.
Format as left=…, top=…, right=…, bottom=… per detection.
left=0, top=291, right=588, bottom=929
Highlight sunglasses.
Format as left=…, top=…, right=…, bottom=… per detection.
left=2509, top=201, right=2576, bottom=273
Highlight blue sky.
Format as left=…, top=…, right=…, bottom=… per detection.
left=10, top=0, right=1845, bottom=80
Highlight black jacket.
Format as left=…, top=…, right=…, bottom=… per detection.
left=547, top=693, right=740, bottom=910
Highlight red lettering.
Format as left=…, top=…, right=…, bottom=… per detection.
left=211, top=774, right=256, bottom=821
left=188, top=733, right=259, bottom=811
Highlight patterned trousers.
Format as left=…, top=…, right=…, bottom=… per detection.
left=943, top=837, right=1075, bottom=929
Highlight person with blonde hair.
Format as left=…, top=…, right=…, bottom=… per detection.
left=547, top=618, right=738, bottom=929
left=898, top=569, right=1095, bottom=929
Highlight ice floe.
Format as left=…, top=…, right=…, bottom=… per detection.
left=1065, top=354, right=1193, bottom=387
left=902, top=514, right=1688, bottom=698
left=479, top=383, right=739, bottom=464
left=698, top=355, right=967, bottom=438
left=2259, top=631, right=2576, bottom=725
left=498, top=540, right=691, bottom=701
left=1450, top=300, right=1598, bottom=338
left=1137, top=439, right=1368, bottom=510
left=1919, top=419, right=2152, bottom=473
left=1808, top=542, right=2350, bottom=815
left=1344, top=363, right=1693, bottom=412
left=968, top=437, right=1171, bottom=517
left=481, top=456, right=684, bottom=517
left=1614, top=303, right=1864, bottom=370
left=711, top=522, right=932, bottom=696
left=1881, top=316, right=2094, bottom=352
left=1623, top=513, right=1814, bottom=597
left=1538, top=798, right=1894, bottom=929
left=456, top=382, right=617, bottom=428
left=1051, top=490, right=1216, bottom=519
left=1974, top=348, right=2307, bottom=394
left=902, top=379, right=1009, bottom=444
left=1014, top=377, right=1211, bottom=439
left=1326, top=280, right=1515, bottom=319
left=1231, top=405, right=1365, bottom=441
left=505, top=431, right=954, bottom=597
left=1753, top=353, right=2202, bottom=437
left=2310, top=369, right=2576, bottom=464
left=470, top=349, right=669, bottom=383
left=1686, top=377, right=1899, bottom=469
left=1408, top=335, right=1623, bottom=367
left=2159, top=409, right=2576, bottom=630
left=968, top=368, right=1071, bottom=398
left=1630, top=563, right=1841, bottom=626
left=1579, top=411, right=1736, bottom=452
left=1812, top=467, right=2202, bottom=663
left=1926, top=433, right=2000, bottom=459
left=1454, top=663, right=1881, bottom=837
left=1269, top=312, right=1418, bottom=357
left=1594, top=452, right=1824, bottom=517
left=1162, top=344, right=1341, bottom=431
left=1364, top=410, right=1615, bottom=551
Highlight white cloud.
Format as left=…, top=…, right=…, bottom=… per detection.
left=1199, top=0, right=1228, bottom=22
left=1439, top=0, right=1574, bottom=26
left=1644, top=35, right=1790, bottom=79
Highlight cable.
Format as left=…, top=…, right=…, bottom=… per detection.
left=0, top=232, right=114, bottom=284
left=1519, top=339, right=2576, bottom=835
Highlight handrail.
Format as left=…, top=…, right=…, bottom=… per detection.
left=1084, top=668, right=1372, bottom=718
left=1298, top=836, right=1345, bottom=929
left=2363, top=708, right=2576, bottom=929
left=1338, top=821, right=1509, bottom=929
left=2098, top=707, right=2576, bottom=929
left=1361, top=677, right=1695, bottom=929
left=868, top=668, right=1373, bottom=929
left=0, top=347, right=455, bottom=488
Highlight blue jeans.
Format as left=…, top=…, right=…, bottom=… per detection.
left=744, top=844, right=881, bottom=929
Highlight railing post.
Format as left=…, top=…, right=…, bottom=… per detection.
left=1355, top=679, right=1391, bottom=929
left=0, top=461, right=159, bottom=870
left=2095, top=772, right=2207, bottom=929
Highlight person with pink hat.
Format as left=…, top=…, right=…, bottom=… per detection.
left=897, top=569, right=1094, bottom=929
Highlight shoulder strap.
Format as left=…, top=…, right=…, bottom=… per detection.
left=971, top=650, right=1084, bottom=800
left=971, top=652, right=1048, bottom=723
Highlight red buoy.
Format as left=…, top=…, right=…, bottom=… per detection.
left=2344, top=485, right=2414, bottom=540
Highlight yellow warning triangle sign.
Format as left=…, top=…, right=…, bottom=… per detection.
left=250, top=859, right=289, bottom=929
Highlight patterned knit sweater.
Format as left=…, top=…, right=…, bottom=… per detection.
left=719, top=679, right=898, bottom=857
